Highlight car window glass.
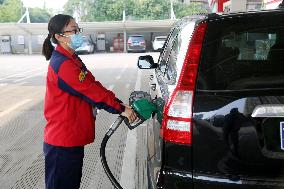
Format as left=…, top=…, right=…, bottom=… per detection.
left=157, top=28, right=179, bottom=83
left=164, top=34, right=179, bottom=84
left=157, top=29, right=174, bottom=71
left=129, top=36, right=144, bottom=41
left=198, top=18, right=284, bottom=91
left=221, top=32, right=276, bottom=61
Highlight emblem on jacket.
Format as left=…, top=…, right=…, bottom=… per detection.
left=79, top=70, right=87, bottom=82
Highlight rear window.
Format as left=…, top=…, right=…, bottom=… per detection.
left=129, top=36, right=144, bottom=41
left=198, top=13, right=284, bottom=91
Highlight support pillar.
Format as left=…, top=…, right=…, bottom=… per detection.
left=28, top=34, right=32, bottom=55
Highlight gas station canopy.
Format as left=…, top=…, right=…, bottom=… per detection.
left=0, top=20, right=175, bottom=35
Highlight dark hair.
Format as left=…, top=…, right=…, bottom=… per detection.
left=42, top=14, right=74, bottom=60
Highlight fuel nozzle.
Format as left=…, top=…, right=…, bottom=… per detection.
left=125, top=91, right=157, bottom=130
left=101, top=91, right=158, bottom=189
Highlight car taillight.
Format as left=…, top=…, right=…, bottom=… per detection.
left=160, top=22, right=207, bottom=145
left=128, top=39, right=132, bottom=45
left=140, top=41, right=145, bottom=46
left=168, top=90, right=193, bottom=118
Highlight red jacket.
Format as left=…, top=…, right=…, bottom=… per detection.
left=44, top=45, right=125, bottom=147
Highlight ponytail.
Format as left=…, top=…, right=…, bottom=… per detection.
left=42, top=34, right=54, bottom=61
left=43, top=14, right=74, bottom=60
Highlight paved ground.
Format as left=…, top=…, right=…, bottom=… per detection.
left=0, top=53, right=158, bottom=189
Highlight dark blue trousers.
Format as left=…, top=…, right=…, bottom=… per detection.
left=43, top=142, right=84, bottom=189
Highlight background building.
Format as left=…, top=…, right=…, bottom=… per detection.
left=263, top=0, right=282, bottom=9
left=209, top=0, right=264, bottom=12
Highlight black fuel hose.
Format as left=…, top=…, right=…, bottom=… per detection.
left=100, top=116, right=125, bottom=189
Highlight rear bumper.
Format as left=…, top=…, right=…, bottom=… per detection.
left=127, top=45, right=146, bottom=52
left=157, top=168, right=193, bottom=189
left=193, top=174, right=284, bottom=189
left=157, top=169, right=284, bottom=189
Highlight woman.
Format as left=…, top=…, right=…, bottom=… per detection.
left=42, top=14, right=137, bottom=189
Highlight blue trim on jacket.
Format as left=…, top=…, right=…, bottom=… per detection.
left=50, top=51, right=68, bottom=74
left=58, top=77, right=121, bottom=114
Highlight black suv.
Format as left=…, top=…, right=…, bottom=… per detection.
left=138, top=9, right=284, bottom=189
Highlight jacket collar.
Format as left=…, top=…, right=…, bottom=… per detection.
left=55, top=45, right=77, bottom=60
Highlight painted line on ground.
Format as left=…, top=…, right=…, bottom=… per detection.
left=0, top=84, right=23, bottom=94
left=115, top=65, right=128, bottom=81
left=13, top=71, right=44, bottom=82
left=0, top=99, right=31, bottom=118
left=120, top=69, right=141, bottom=189
left=17, top=82, right=28, bottom=86
left=0, top=68, right=42, bottom=82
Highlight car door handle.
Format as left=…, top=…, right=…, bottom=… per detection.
left=251, top=104, right=284, bottom=117
left=150, top=74, right=154, bottom=80
left=150, top=84, right=156, bottom=91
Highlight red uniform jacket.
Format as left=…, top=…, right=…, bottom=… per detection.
left=44, top=45, right=125, bottom=147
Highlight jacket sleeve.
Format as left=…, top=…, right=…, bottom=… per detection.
left=57, top=60, right=125, bottom=114
left=87, top=70, right=123, bottom=104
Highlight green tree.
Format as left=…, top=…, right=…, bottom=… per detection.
left=87, top=0, right=169, bottom=21
left=63, top=0, right=208, bottom=21
left=88, top=0, right=132, bottom=21
left=30, top=8, right=52, bottom=23
left=64, top=0, right=80, bottom=16
left=132, top=0, right=170, bottom=20
left=173, top=2, right=208, bottom=19
left=83, top=0, right=112, bottom=21
left=0, top=0, right=23, bottom=22
left=63, top=0, right=92, bottom=21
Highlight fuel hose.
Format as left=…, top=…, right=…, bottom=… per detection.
left=100, top=115, right=125, bottom=189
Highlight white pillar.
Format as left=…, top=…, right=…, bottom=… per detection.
left=170, top=0, right=176, bottom=20
left=124, top=29, right=127, bottom=53
left=28, top=34, right=32, bottom=55
left=123, top=10, right=127, bottom=53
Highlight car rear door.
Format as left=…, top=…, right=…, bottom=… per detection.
left=147, top=19, right=200, bottom=188
left=193, top=11, right=284, bottom=188
left=147, top=27, right=177, bottom=188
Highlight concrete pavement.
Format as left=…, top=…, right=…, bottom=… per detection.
left=0, top=53, right=158, bottom=189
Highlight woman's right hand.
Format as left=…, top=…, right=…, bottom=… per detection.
left=121, top=105, right=137, bottom=123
